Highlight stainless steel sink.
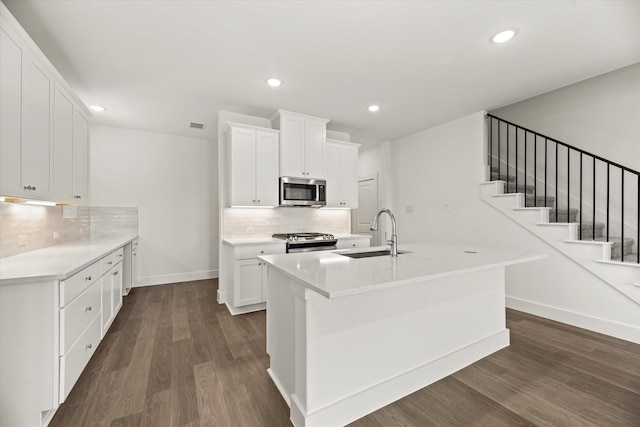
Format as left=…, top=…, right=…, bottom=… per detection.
left=338, top=250, right=410, bottom=259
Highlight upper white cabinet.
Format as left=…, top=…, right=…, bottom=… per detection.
left=0, top=3, right=90, bottom=203
left=227, top=122, right=279, bottom=207
left=325, top=139, right=360, bottom=208
left=272, top=110, right=329, bottom=179
left=0, top=23, right=54, bottom=200
left=54, top=84, right=90, bottom=204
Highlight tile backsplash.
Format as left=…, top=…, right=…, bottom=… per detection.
left=223, top=207, right=351, bottom=239
left=0, top=204, right=138, bottom=259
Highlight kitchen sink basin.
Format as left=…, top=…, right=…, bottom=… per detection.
left=338, top=250, right=410, bottom=259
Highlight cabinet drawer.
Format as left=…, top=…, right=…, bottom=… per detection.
left=101, top=248, right=124, bottom=273
left=60, top=313, right=101, bottom=402
left=60, top=280, right=101, bottom=354
left=336, top=238, right=371, bottom=250
left=234, top=243, right=285, bottom=260
left=60, top=261, right=101, bottom=306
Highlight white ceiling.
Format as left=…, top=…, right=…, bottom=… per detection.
left=4, top=0, right=640, bottom=150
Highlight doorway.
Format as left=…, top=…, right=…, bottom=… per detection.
left=352, top=173, right=381, bottom=246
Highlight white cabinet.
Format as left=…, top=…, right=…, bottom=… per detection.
left=100, top=249, right=124, bottom=338
left=123, top=238, right=139, bottom=295
left=336, top=236, right=371, bottom=250
left=0, top=3, right=90, bottom=203
left=54, top=83, right=90, bottom=204
left=0, top=21, right=54, bottom=199
left=0, top=280, right=57, bottom=427
left=325, top=140, right=360, bottom=208
left=272, top=110, right=329, bottom=179
left=227, top=242, right=286, bottom=313
left=227, top=123, right=279, bottom=207
left=59, top=246, right=124, bottom=403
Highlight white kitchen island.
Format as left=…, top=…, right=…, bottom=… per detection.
left=259, top=242, right=544, bottom=427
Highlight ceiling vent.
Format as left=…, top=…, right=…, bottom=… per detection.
left=189, top=122, right=205, bottom=130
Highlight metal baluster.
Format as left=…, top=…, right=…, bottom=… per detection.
left=555, top=142, right=558, bottom=221
left=498, top=120, right=501, bottom=180
left=637, top=174, right=639, bottom=263
left=524, top=130, right=528, bottom=201
left=534, top=135, right=538, bottom=204
left=507, top=124, right=510, bottom=190
left=579, top=153, right=583, bottom=240
left=544, top=138, right=548, bottom=209
left=489, top=117, right=493, bottom=174
left=593, top=157, right=596, bottom=241
left=516, top=127, right=519, bottom=193
left=567, top=147, right=570, bottom=220
left=621, top=170, right=624, bottom=262
left=606, top=164, right=610, bottom=243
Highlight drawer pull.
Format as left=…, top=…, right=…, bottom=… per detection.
left=85, top=276, right=92, bottom=281
left=113, top=271, right=119, bottom=276
left=107, top=261, right=113, bottom=266
left=86, top=344, right=92, bottom=350
left=85, top=306, right=92, bottom=311
left=118, top=254, right=123, bottom=258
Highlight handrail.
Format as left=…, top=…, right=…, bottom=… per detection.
left=486, top=114, right=640, bottom=175
left=487, top=114, right=639, bottom=264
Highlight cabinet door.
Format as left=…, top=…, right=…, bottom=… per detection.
left=53, top=85, right=74, bottom=202
left=101, top=276, right=112, bottom=338
left=131, top=243, right=139, bottom=288
left=0, top=27, right=23, bottom=196
left=304, top=118, right=326, bottom=178
left=72, top=109, right=89, bottom=203
left=341, top=144, right=359, bottom=208
left=234, top=259, right=263, bottom=307
left=324, top=142, right=343, bottom=207
left=21, top=51, right=53, bottom=198
left=255, top=130, right=279, bottom=206
left=279, top=114, right=305, bottom=177
left=229, top=126, right=256, bottom=206
left=111, top=263, right=123, bottom=317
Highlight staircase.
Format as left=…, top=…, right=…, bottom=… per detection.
left=481, top=115, right=640, bottom=304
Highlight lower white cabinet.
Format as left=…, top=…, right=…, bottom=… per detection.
left=234, top=258, right=268, bottom=307
left=59, top=246, right=124, bottom=403
left=225, top=242, right=285, bottom=313
left=0, top=280, right=57, bottom=427
left=100, top=250, right=124, bottom=338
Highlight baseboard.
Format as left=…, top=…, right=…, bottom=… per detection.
left=225, top=301, right=266, bottom=316
left=135, top=269, right=219, bottom=287
left=267, top=368, right=291, bottom=407
left=506, top=296, right=640, bottom=344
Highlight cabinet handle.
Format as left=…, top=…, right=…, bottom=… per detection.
left=118, top=254, right=123, bottom=258
left=113, top=271, right=119, bottom=276
left=23, top=185, right=36, bottom=191
left=86, top=344, right=92, bottom=350
left=107, top=261, right=113, bottom=265
left=86, top=306, right=92, bottom=311
left=133, top=253, right=137, bottom=256
left=260, top=250, right=264, bottom=254
left=257, top=200, right=261, bottom=203
left=85, top=276, right=92, bottom=281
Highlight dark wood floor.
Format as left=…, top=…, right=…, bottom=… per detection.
left=50, top=279, right=640, bottom=427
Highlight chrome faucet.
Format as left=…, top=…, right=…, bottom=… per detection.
left=370, top=209, right=398, bottom=257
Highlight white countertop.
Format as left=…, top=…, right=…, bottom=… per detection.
left=0, top=234, right=138, bottom=284
left=259, top=242, right=545, bottom=299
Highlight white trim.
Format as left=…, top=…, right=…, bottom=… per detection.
left=506, top=296, right=640, bottom=344
left=135, top=269, right=219, bottom=287
left=224, top=301, right=266, bottom=315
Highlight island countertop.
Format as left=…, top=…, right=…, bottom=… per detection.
left=259, top=242, right=545, bottom=298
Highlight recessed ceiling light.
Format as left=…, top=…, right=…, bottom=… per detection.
left=368, top=105, right=380, bottom=112
left=491, top=29, right=516, bottom=44
left=90, top=105, right=106, bottom=112
left=266, top=78, right=282, bottom=87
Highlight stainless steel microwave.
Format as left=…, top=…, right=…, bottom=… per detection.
left=279, top=177, right=326, bottom=207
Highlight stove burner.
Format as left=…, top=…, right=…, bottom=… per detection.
left=272, top=232, right=338, bottom=253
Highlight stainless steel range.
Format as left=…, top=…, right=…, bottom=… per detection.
left=272, top=232, right=337, bottom=253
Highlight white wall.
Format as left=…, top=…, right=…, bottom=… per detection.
left=363, top=111, right=639, bottom=341
left=90, top=125, right=218, bottom=286
left=491, top=63, right=640, bottom=172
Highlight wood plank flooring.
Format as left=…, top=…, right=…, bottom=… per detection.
left=50, top=279, right=640, bottom=427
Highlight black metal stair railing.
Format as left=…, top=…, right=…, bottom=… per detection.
left=487, top=114, right=640, bottom=263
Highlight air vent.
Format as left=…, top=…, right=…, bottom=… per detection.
left=189, top=122, right=205, bottom=130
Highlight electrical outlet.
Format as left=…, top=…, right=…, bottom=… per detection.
left=406, top=205, right=414, bottom=213
left=18, top=235, right=27, bottom=246
left=53, top=231, right=60, bottom=240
